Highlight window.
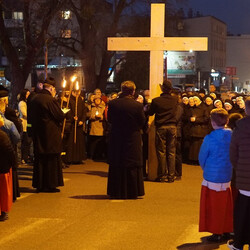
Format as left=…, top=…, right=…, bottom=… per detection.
left=61, top=29, right=71, bottom=38
left=12, top=12, right=23, bottom=20
left=61, top=10, right=71, bottom=20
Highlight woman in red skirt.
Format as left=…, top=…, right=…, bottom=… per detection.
left=198, top=108, right=234, bottom=242
left=0, top=116, right=16, bottom=221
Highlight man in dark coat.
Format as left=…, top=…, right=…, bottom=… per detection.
left=27, top=73, right=45, bottom=137
left=147, top=79, right=178, bottom=183
left=229, top=97, right=250, bottom=250
left=107, top=81, right=146, bottom=199
left=30, top=77, right=65, bottom=192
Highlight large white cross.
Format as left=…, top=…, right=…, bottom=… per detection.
left=107, top=3, right=208, bottom=180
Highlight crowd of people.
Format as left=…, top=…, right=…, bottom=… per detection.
left=0, top=76, right=250, bottom=249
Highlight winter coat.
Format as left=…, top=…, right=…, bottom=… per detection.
left=0, top=113, right=20, bottom=146
left=147, top=93, right=178, bottom=128
left=30, top=89, right=65, bottom=154
left=0, top=129, right=16, bottom=173
left=18, top=100, right=28, bottom=132
left=230, top=116, right=250, bottom=191
left=89, top=102, right=106, bottom=136
left=190, top=102, right=209, bottom=138
left=199, top=128, right=233, bottom=183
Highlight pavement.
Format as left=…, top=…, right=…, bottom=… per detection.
left=0, top=160, right=242, bottom=250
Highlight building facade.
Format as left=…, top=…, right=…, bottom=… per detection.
left=226, top=34, right=250, bottom=92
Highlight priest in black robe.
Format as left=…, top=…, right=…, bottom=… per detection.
left=107, top=81, right=146, bottom=199
left=30, top=77, right=65, bottom=192
left=64, top=90, right=87, bottom=164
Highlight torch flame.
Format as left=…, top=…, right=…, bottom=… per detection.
left=71, top=75, right=77, bottom=83
left=75, top=81, right=79, bottom=91
left=62, top=79, right=66, bottom=88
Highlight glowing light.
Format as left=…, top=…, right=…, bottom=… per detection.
left=75, top=81, right=79, bottom=91
left=62, top=79, right=67, bottom=88
left=71, top=75, right=77, bottom=83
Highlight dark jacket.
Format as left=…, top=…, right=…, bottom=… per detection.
left=176, top=103, right=183, bottom=138
left=5, top=106, right=23, bottom=134
left=30, top=89, right=65, bottom=154
left=182, top=104, right=193, bottom=139
left=230, top=116, right=250, bottom=191
left=147, top=93, right=178, bottom=128
left=108, top=96, right=146, bottom=168
left=190, top=102, right=209, bottom=137
left=0, top=129, right=16, bottom=173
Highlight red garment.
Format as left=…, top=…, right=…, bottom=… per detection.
left=0, top=168, right=13, bottom=214
left=199, top=185, right=233, bottom=234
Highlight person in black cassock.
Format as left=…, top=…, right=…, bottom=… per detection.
left=30, top=77, right=65, bottom=192
left=107, top=80, right=146, bottom=199
left=64, top=89, right=87, bottom=164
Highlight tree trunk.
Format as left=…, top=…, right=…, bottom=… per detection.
left=9, top=66, right=26, bottom=108
left=96, top=50, right=113, bottom=91
left=81, top=53, right=97, bottom=92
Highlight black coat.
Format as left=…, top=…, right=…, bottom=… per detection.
left=190, top=102, right=209, bottom=138
left=108, top=96, right=146, bottom=168
left=0, top=130, right=16, bottom=173
left=30, top=89, right=65, bottom=154
left=5, top=107, right=23, bottom=134
left=182, top=105, right=193, bottom=139
left=230, top=116, right=250, bottom=191
left=147, top=93, right=178, bottom=127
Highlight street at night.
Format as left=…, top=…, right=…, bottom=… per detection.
left=0, top=161, right=233, bottom=250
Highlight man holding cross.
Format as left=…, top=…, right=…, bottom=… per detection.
left=147, top=79, right=178, bottom=182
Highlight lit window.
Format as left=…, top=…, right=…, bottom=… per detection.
left=61, top=10, right=71, bottom=20
left=12, top=12, right=23, bottom=20
left=61, top=29, right=71, bottom=38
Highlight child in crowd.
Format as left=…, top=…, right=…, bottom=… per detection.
left=198, top=108, right=233, bottom=242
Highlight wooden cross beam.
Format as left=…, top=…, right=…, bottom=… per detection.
left=107, top=3, right=208, bottom=180
left=108, top=3, right=207, bottom=98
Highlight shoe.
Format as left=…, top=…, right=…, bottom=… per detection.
left=165, top=178, right=174, bottom=183
left=48, top=188, right=60, bottom=193
left=227, top=240, right=243, bottom=250
left=0, top=212, right=8, bottom=221
left=206, top=234, right=224, bottom=243
left=155, top=177, right=166, bottom=182
left=223, top=233, right=234, bottom=240
left=174, top=176, right=182, bottom=181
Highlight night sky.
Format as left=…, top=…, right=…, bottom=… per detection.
left=175, top=0, right=250, bottom=35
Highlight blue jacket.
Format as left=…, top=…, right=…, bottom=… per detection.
left=199, top=128, right=232, bottom=183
